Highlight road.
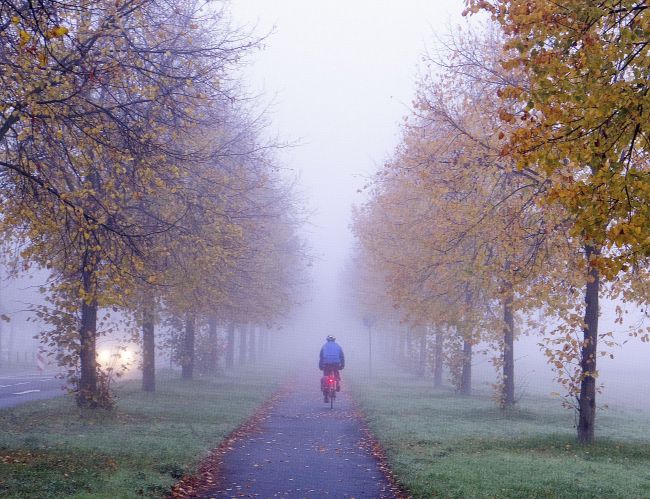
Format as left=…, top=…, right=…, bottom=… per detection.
left=0, top=372, right=66, bottom=409
left=194, top=377, right=401, bottom=499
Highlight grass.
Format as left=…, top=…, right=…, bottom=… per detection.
left=350, top=368, right=650, bottom=498
left=0, top=366, right=283, bottom=498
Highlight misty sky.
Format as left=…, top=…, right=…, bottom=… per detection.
left=229, top=1, right=465, bottom=327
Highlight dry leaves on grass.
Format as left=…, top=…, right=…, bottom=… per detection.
left=351, top=402, right=411, bottom=499
left=167, top=384, right=290, bottom=498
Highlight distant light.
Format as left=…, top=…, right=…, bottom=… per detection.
left=97, top=350, right=111, bottom=365
left=120, top=349, right=133, bottom=364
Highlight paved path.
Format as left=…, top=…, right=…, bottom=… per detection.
left=200, top=377, right=398, bottom=498
left=0, top=372, right=65, bottom=409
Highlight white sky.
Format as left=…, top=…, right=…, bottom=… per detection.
left=228, top=1, right=465, bottom=325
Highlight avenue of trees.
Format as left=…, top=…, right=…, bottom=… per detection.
left=352, top=1, right=650, bottom=444
left=0, top=0, right=307, bottom=408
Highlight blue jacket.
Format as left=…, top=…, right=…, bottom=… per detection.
left=319, top=341, right=344, bottom=369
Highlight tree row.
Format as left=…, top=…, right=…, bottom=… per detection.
left=352, top=2, right=650, bottom=444
left=0, top=0, right=307, bottom=408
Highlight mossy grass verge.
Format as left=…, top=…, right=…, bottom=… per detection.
left=0, top=366, right=283, bottom=498
left=350, top=368, right=650, bottom=499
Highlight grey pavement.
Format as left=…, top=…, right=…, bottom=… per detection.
left=200, top=376, right=398, bottom=499
left=0, top=372, right=65, bottom=409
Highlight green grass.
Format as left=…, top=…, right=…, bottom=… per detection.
left=350, top=369, right=650, bottom=498
left=0, top=367, right=283, bottom=498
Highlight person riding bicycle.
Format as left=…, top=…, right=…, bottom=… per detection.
left=319, top=335, right=344, bottom=403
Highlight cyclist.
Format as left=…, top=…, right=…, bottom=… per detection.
left=319, top=335, right=344, bottom=403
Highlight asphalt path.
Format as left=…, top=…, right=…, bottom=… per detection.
left=0, top=372, right=66, bottom=409
left=199, top=377, right=399, bottom=499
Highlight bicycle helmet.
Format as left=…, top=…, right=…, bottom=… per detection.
left=326, top=335, right=336, bottom=342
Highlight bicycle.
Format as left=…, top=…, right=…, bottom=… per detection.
left=323, top=373, right=336, bottom=409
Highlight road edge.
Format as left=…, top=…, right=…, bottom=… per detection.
left=167, top=381, right=291, bottom=498
left=350, top=399, right=413, bottom=499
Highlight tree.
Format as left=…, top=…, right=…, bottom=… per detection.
left=466, top=0, right=650, bottom=443
left=352, top=23, right=603, bottom=415
left=155, top=109, right=308, bottom=378
left=0, top=0, right=259, bottom=406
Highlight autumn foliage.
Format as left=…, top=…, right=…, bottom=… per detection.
left=0, top=0, right=307, bottom=408
left=353, top=2, right=650, bottom=444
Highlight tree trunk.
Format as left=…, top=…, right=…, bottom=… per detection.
left=460, top=288, right=474, bottom=396
left=226, top=322, right=235, bottom=368
left=257, top=328, right=265, bottom=359
left=460, top=339, right=472, bottom=395
left=141, top=295, right=155, bottom=392
left=406, top=327, right=414, bottom=370
left=433, top=326, right=443, bottom=388
left=577, top=244, right=600, bottom=444
left=248, top=325, right=256, bottom=364
left=239, top=324, right=247, bottom=366
left=264, top=328, right=270, bottom=353
left=385, top=330, right=393, bottom=357
left=502, top=281, right=515, bottom=408
left=368, top=325, right=373, bottom=378
left=207, top=314, right=218, bottom=374
left=181, top=313, right=195, bottom=380
left=0, top=318, right=3, bottom=368
left=418, top=329, right=426, bottom=377
left=77, top=261, right=99, bottom=408
left=78, top=295, right=98, bottom=407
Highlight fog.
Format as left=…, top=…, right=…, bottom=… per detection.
left=226, top=0, right=650, bottom=412
left=228, top=0, right=463, bottom=355
left=1, top=0, right=649, bottom=411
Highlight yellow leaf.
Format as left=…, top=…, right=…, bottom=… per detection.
left=48, top=26, right=69, bottom=38
left=19, top=30, right=31, bottom=45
